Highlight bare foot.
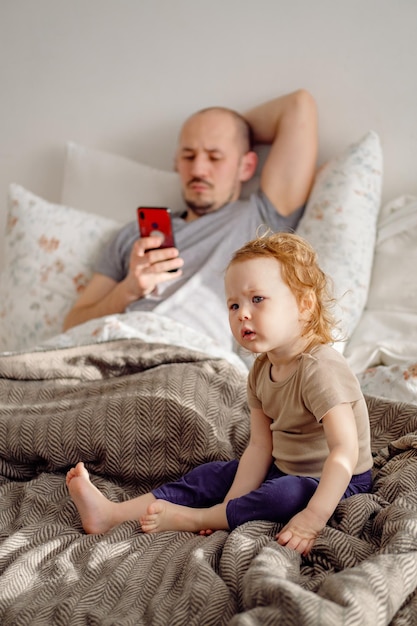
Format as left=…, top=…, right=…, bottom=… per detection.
left=140, top=499, right=203, bottom=534
left=66, top=462, right=117, bottom=534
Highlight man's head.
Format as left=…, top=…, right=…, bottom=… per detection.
left=175, top=107, right=258, bottom=218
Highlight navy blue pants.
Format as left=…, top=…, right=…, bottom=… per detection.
left=152, top=460, right=373, bottom=530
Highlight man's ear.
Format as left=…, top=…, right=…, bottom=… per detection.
left=239, top=151, right=258, bottom=182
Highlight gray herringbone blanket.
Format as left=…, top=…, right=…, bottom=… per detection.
left=0, top=339, right=415, bottom=625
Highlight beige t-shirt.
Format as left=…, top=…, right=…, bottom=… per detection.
left=247, top=344, right=373, bottom=477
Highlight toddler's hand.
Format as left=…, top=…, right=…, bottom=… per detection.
left=276, top=507, right=327, bottom=556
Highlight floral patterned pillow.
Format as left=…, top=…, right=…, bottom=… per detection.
left=0, top=185, right=121, bottom=351
left=297, top=131, right=383, bottom=351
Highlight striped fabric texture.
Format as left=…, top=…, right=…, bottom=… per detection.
left=0, top=340, right=415, bottom=625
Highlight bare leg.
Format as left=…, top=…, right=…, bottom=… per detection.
left=66, top=462, right=156, bottom=534
left=140, top=499, right=229, bottom=534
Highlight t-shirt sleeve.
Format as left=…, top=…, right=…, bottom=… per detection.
left=93, top=221, right=138, bottom=281
left=253, top=190, right=305, bottom=233
left=301, top=351, right=364, bottom=421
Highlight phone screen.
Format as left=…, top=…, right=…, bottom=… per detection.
left=137, top=207, right=176, bottom=248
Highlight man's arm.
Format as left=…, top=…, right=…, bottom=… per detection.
left=244, top=89, right=318, bottom=216
left=63, top=273, right=133, bottom=331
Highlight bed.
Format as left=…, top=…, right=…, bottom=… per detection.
left=0, top=129, right=416, bottom=625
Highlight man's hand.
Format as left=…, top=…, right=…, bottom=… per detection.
left=63, top=235, right=184, bottom=331
left=125, top=235, right=184, bottom=299
left=275, top=507, right=327, bottom=556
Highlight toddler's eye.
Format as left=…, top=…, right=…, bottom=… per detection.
left=229, top=303, right=239, bottom=311
left=252, top=296, right=264, bottom=304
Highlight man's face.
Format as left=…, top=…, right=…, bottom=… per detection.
left=175, top=111, right=251, bottom=218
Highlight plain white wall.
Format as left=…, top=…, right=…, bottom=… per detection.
left=1, top=0, right=416, bottom=268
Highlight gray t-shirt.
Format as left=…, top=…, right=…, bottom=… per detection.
left=95, top=191, right=304, bottom=352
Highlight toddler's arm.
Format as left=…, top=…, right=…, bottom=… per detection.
left=276, top=402, right=359, bottom=555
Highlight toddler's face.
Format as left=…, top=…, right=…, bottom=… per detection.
left=225, top=257, right=303, bottom=355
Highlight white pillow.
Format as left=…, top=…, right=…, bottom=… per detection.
left=61, top=141, right=260, bottom=222
left=61, top=141, right=185, bottom=222
left=0, top=184, right=122, bottom=352
left=297, top=131, right=383, bottom=352
left=344, top=194, right=417, bottom=372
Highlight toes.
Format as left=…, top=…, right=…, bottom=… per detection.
left=140, top=518, right=157, bottom=533
left=147, top=500, right=164, bottom=516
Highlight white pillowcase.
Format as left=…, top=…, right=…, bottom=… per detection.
left=297, top=130, right=383, bottom=352
left=61, top=141, right=185, bottom=222
left=61, top=141, right=260, bottom=222
left=344, top=194, right=417, bottom=372
left=0, top=184, right=121, bottom=351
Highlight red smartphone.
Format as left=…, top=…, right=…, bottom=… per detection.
left=137, top=206, right=178, bottom=272
left=137, top=206, right=176, bottom=248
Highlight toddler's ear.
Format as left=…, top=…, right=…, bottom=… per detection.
left=300, top=290, right=316, bottom=315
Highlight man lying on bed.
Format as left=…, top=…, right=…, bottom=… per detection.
left=63, top=89, right=318, bottom=353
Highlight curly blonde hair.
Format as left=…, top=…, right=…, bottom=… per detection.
left=227, top=232, right=339, bottom=346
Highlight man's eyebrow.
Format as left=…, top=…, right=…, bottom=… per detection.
left=180, top=147, right=224, bottom=155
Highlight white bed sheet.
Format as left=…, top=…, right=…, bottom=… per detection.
left=35, top=311, right=249, bottom=374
